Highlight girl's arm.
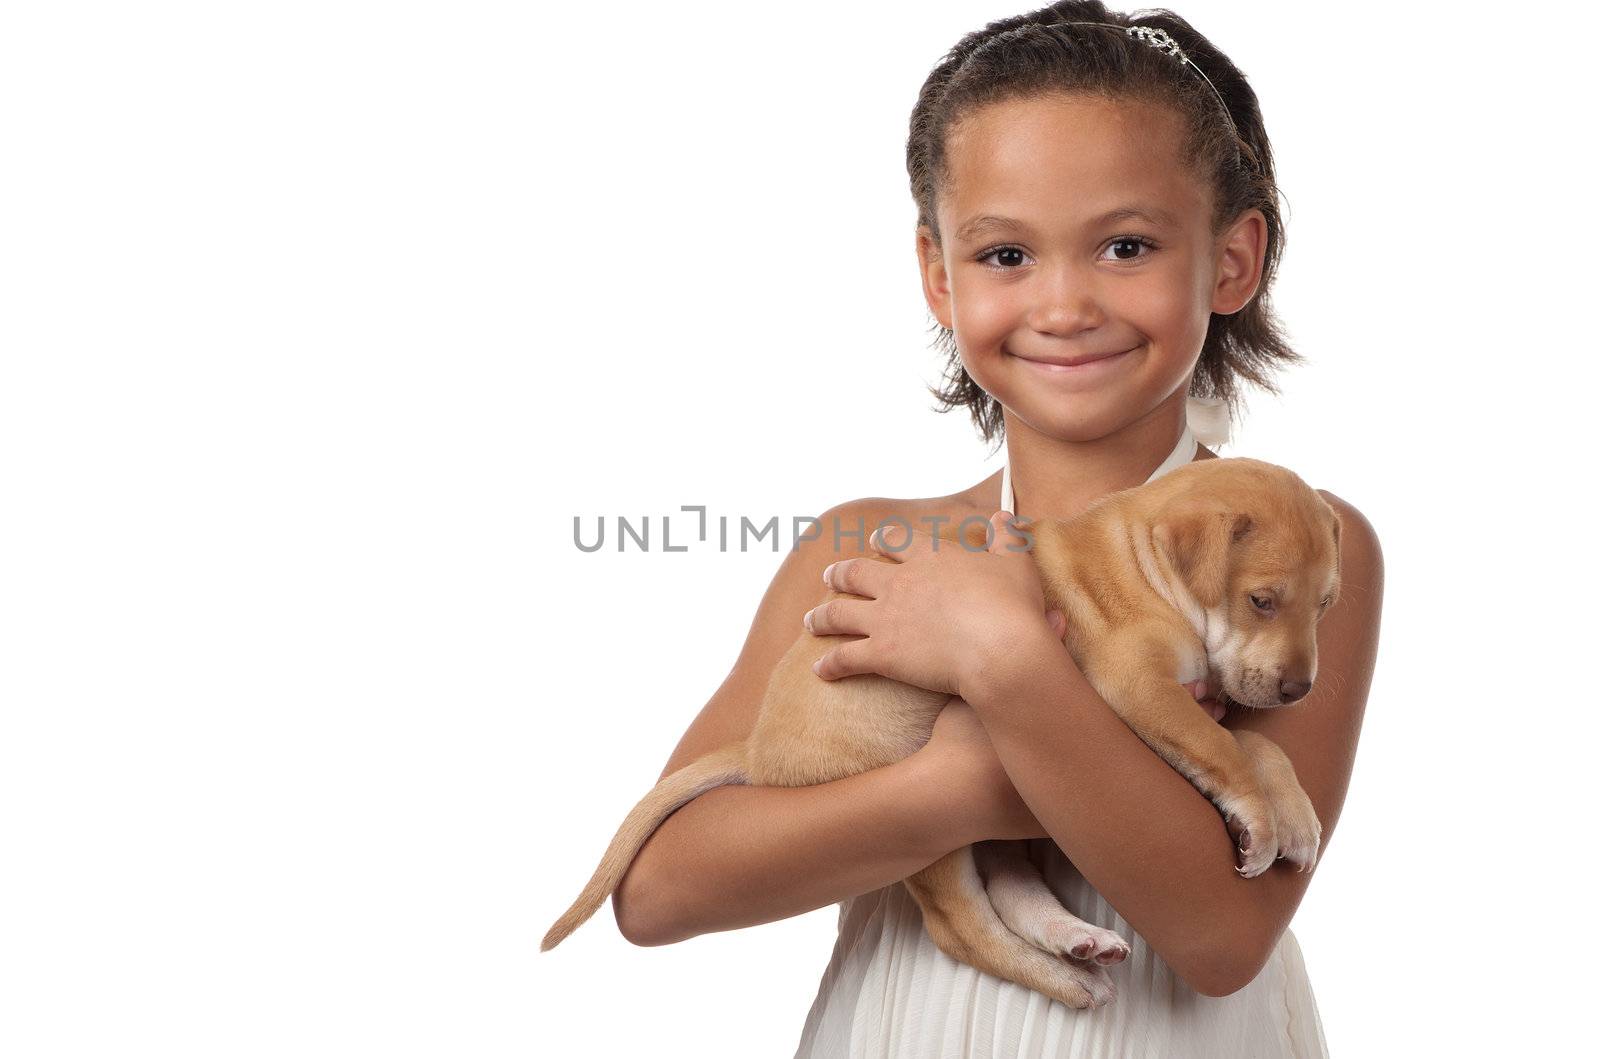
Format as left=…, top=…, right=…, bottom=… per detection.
left=613, top=735, right=1020, bottom=945
left=963, top=493, right=1383, bottom=996
left=611, top=499, right=1020, bottom=946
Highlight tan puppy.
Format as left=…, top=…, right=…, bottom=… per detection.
left=542, top=457, right=1341, bottom=1010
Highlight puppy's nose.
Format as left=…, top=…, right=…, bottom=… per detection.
left=1279, top=680, right=1312, bottom=704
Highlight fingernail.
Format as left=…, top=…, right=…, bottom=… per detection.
left=812, top=658, right=823, bottom=676
left=1194, top=679, right=1208, bottom=701
left=803, top=608, right=814, bottom=632
left=821, top=563, right=835, bottom=585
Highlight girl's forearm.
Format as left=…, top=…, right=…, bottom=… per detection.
left=611, top=753, right=962, bottom=947
left=966, top=631, right=1302, bottom=995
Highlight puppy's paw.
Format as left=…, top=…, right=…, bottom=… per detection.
left=1270, top=783, right=1321, bottom=873
left=1032, top=948, right=1118, bottom=1009
left=1234, top=730, right=1321, bottom=874
left=1044, top=919, right=1131, bottom=966
left=1219, top=792, right=1279, bottom=879
left=1078, top=962, right=1117, bottom=1008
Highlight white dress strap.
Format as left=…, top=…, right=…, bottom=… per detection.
left=999, top=420, right=1199, bottom=517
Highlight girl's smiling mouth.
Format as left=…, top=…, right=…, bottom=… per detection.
left=1008, top=344, right=1140, bottom=373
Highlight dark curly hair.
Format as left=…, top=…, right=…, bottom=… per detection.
left=908, top=1, right=1302, bottom=448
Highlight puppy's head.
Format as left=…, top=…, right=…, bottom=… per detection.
left=1152, top=461, right=1342, bottom=710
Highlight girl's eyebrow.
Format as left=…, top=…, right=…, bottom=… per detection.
left=955, top=204, right=1180, bottom=243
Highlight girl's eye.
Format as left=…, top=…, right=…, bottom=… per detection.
left=1102, top=236, right=1156, bottom=262
left=976, top=245, right=1031, bottom=270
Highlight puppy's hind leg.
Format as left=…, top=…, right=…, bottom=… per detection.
left=902, top=847, right=1115, bottom=1010
left=977, top=841, right=1130, bottom=966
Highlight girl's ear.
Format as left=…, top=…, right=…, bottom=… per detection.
left=1153, top=501, right=1253, bottom=609
left=1210, top=207, right=1268, bottom=316
left=915, top=226, right=954, bottom=329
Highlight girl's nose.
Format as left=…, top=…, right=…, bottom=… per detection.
left=1028, top=297, right=1105, bottom=336
left=1028, top=271, right=1105, bottom=335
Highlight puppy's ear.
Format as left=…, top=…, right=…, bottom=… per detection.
left=1154, top=502, right=1253, bottom=609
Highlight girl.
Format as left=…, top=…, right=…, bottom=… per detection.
left=611, top=3, right=1382, bottom=1055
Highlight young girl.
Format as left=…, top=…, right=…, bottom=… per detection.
left=611, top=3, right=1382, bottom=1055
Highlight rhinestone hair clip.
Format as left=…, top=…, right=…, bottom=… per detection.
left=1049, top=21, right=1247, bottom=163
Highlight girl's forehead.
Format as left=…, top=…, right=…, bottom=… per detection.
left=941, top=95, right=1210, bottom=234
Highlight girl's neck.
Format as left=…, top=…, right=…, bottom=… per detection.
left=1002, top=392, right=1210, bottom=522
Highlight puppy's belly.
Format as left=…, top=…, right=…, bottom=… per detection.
left=746, top=635, right=949, bottom=787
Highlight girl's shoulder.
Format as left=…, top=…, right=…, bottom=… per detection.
left=1314, top=489, right=1383, bottom=575
left=817, top=476, right=999, bottom=553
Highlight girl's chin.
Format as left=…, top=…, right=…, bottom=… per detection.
left=989, top=383, right=1132, bottom=431
left=999, top=406, right=1128, bottom=443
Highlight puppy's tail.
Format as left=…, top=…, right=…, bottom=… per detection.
left=540, top=743, right=750, bottom=952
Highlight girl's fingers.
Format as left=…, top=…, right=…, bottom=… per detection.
left=812, top=640, right=872, bottom=681
left=868, top=521, right=921, bottom=556
left=803, top=597, right=870, bottom=637
left=987, top=511, right=1033, bottom=555
left=1182, top=679, right=1227, bottom=722
left=820, top=557, right=888, bottom=598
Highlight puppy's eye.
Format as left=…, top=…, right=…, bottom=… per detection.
left=1250, top=594, right=1273, bottom=613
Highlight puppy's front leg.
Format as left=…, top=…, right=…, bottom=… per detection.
left=1234, top=730, right=1321, bottom=871
left=1097, top=672, right=1281, bottom=877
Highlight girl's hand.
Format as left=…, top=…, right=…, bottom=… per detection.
left=804, top=511, right=1054, bottom=700
left=1191, top=678, right=1227, bottom=723
left=915, top=680, right=1224, bottom=846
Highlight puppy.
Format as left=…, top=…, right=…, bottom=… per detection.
left=542, top=457, right=1341, bottom=1010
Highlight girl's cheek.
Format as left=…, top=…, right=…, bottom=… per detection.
left=956, top=313, right=1017, bottom=370
left=957, top=347, right=1007, bottom=396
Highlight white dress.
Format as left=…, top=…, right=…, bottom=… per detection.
left=793, top=420, right=1331, bottom=1058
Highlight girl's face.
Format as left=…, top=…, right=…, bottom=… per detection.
left=917, top=93, right=1265, bottom=443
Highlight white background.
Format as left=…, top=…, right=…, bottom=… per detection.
left=3, top=1, right=1595, bottom=1056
